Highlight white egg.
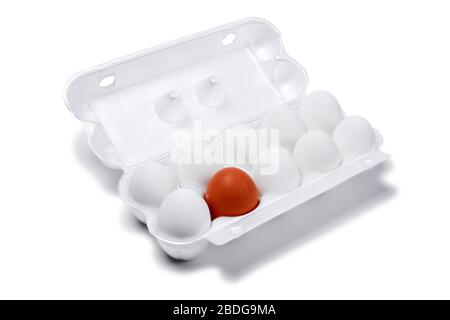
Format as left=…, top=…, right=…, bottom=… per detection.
left=156, top=189, right=211, bottom=242
left=333, top=116, right=376, bottom=161
left=294, top=131, right=341, bottom=173
left=259, top=105, right=307, bottom=150
left=252, top=147, right=301, bottom=194
left=128, top=162, right=178, bottom=207
left=222, top=124, right=259, bottom=166
left=176, top=162, right=223, bottom=195
left=299, top=90, right=344, bottom=134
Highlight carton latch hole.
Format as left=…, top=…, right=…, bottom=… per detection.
left=222, top=33, right=236, bottom=46
left=99, top=75, right=115, bottom=88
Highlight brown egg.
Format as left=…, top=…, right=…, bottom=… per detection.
left=204, top=167, right=259, bottom=220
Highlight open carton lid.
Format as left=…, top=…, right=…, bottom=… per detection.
left=64, top=18, right=308, bottom=168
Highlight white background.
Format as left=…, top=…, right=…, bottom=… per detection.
left=1, top=0, right=449, bottom=299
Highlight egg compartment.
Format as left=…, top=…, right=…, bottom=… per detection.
left=114, top=99, right=386, bottom=259
left=64, top=18, right=389, bottom=260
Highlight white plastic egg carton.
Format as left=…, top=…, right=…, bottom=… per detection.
left=64, top=18, right=389, bottom=260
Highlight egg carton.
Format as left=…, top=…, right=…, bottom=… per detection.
left=64, top=18, right=389, bottom=260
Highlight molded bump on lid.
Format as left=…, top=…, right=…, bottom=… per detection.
left=271, top=60, right=307, bottom=100
left=246, top=22, right=282, bottom=61
left=154, top=90, right=188, bottom=124
left=194, top=76, right=227, bottom=109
